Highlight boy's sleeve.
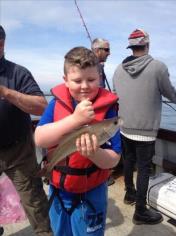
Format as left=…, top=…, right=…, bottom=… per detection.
left=101, top=105, right=122, bottom=154
left=37, top=98, right=55, bottom=126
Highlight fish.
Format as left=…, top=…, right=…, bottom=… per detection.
left=44, top=116, right=123, bottom=173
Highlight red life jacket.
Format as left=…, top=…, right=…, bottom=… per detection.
left=49, top=83, right=118, bottom=193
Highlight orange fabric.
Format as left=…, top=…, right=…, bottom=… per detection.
left=50, top=83, right=118, bottom=193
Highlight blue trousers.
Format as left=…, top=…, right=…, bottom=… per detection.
left=121, top=135, right=155, bottom=208
left=49, top=183, right=108, bottom=236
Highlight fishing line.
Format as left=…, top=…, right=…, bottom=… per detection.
left=163, top=101, right=176, bottom=112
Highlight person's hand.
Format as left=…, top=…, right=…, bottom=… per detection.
left=0, top=85, right=7, bottom=98
left=76, top=133, right=99, bottom=157
left=73, top=99, right=95, bottom=125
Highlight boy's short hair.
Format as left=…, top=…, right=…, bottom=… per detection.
left=64, top=46, right=99, bottom=75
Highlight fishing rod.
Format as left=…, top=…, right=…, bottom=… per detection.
left=74, top=0, right=92, bottom=44
left=74, top=0, right=111, bottom=91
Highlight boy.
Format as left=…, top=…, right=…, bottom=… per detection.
left=35, top=47, right=121, bottom=236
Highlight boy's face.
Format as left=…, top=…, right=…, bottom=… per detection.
left=64, top=66, right=100, bottom=102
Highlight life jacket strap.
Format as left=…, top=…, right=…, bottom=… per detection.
left=49, top=185, right=97, bottom=215
left=54, top=164, right=99, bottom=176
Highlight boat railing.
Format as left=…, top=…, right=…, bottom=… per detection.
left=32, top=97, right=176, bottom=174
left=32, top=96, right=176, bottom=136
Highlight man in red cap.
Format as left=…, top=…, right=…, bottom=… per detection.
left=113, top=29, right=176, bottom=225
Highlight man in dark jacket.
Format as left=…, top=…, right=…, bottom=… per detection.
left=113, top=29, right=176, bottom=225
left=91, top=38, right=116, bottom=186
left=0, top=25, right=53, bottom=235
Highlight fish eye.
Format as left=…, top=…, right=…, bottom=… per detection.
left=114, top=121, right=117, bottom=125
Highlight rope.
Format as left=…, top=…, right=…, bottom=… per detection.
left=105, top=77, right=111, bottom=91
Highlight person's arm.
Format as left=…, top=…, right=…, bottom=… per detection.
left=91, top=149, right=121, bottom=169
left=35, top=99, right=95, bottom=148
left=0, top=85, right=47, bottom=115
left=158, top=65, right=176, bottom=103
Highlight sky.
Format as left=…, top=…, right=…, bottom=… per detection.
left=1, top=0, right=176, bottom=92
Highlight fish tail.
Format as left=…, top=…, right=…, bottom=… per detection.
left=36, top=164, right=51, bottom=179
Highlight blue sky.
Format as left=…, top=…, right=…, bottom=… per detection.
left=1, top=0, right=176, bottom=92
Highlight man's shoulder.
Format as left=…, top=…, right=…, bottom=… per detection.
left=3, top=58, right=15, bottom=68
left=114, top=63, right=123, bottom=73
left=150, top=57, right=168, bottom=69
left=15, top=63, right=31, bottom=75
left=5, top=58, right=31, bottom=75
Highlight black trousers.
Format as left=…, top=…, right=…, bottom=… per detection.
left=121, top=134, right=155, bottom=208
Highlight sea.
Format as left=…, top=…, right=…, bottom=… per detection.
left=37, top=95, right=176, bottom=132
left=161, top=102, right=176, bottom=131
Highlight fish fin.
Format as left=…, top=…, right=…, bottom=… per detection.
left=36, top=164, right=51, bottom=179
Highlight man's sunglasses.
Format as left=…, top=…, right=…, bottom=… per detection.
left=98, top=48, right=110, bottom=52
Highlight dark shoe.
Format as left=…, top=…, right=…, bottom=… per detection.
left=0, top=227, right=4, bottom=236
left=108, top=176, right=115, bottom=186
left=133, top=207, right=163, bottom=225
left=124, top=189, right=136, bottom=205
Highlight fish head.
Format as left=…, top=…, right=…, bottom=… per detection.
left=98, top=117, right=123, bottom=143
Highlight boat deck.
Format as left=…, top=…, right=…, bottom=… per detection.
left=2, top=171, right=176, bottom=236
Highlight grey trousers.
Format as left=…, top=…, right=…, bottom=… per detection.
left=0, top=134, right=53, bottom=236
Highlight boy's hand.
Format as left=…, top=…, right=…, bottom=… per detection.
left=73, top=99, right=95, bottom=125
left=76, top=133, right=98, bottom=157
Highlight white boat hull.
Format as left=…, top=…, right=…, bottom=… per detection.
left=147, top=172, right=176, bottom=220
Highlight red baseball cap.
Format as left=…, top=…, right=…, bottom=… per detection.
left=127, top=29, right=149, bottom=48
